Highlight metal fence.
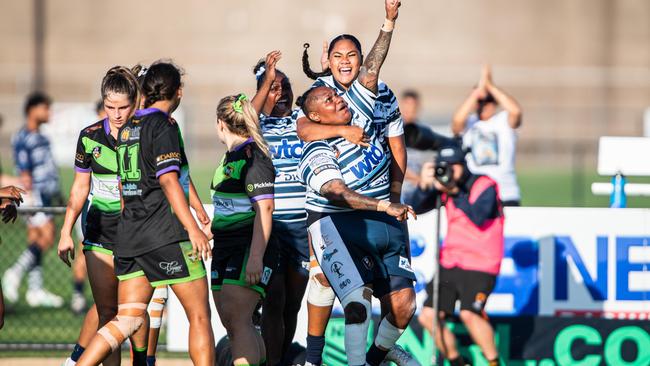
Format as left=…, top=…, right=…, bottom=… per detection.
left=0, top=207, right=163, bottom=350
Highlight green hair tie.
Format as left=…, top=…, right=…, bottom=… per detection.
left=232, top=94, right=247, bottom=114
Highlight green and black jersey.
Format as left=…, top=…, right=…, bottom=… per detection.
left=116, top=108, right=190, bottom=257
left=210, top=139, right=275, bottom=247
left=74, top=119, right=120, bottom=246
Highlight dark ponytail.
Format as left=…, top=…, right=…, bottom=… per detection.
left=302, top=34, right=364, bottom=80
left=302, top=43, right=331, bottom=80
left=139, top=60, right=184, bottom=108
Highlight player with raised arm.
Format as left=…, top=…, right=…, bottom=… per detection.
left=297, top=2, right=419, bottom=365
left=252, top=50, right=380, bottom=365
left=76, top=61, right=214, bottom=366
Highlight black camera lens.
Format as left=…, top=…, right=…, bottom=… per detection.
left=434, top=163, right=453, bottom=186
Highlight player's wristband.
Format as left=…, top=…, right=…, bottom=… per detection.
left=377, top=200, right=391, bottom=212
left=381, top=19, right=395, bottom=32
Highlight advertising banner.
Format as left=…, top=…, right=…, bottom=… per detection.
left=167, top=207, right=650, bottom=365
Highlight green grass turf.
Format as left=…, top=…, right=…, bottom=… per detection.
left=1, top=165, right=648, bottom=347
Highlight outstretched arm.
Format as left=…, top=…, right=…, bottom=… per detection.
left=321, top=179, right=415, bottom=221
left=483, top=65, right=522, bottom=128
left=251, top=51, right=281, bottom=116
left=357, top=0, right=401, bottom=94
left=451, top=88, right=483, bottom=136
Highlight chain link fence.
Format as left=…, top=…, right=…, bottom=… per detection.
left=0, top=207, right=170, bottom=350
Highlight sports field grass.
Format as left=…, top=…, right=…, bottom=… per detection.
left=1, top=165, right=648, bottom=351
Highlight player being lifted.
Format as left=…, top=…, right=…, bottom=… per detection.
left=251, top=50, right=369, bottom=365
left=298, top=1, right=419, bottom=365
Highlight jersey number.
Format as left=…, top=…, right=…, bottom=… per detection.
left=117, top=144, right=141, bottom=181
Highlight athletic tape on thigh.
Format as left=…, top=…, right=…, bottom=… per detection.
left=307, top=264, right=335, bottom=307
left=148, top=286, right=169, bottom=329
left=98, top=303, right=147, bottom=351
left=308, top=217, right=364, bottom=300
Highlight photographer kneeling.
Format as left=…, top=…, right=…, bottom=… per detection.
left=413, top=144, right=504, bottom=366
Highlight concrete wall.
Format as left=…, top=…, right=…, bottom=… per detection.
left=1, top=0, right=649, bottom=169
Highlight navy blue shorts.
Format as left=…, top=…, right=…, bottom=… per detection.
left=270, top=220, right=310, bottom=276
left=308, top=211, right=415, bottom=300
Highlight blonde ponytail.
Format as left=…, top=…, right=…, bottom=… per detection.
left=216, top=94, right=270, bottom=158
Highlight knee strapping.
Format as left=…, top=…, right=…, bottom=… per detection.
left=374, top=318, right=405, bottom=349
left=98, top=303, right=147, bottom=351
left=307, top=262, right=335, bottom=307
left=340, top=286, right=373, bottom=365
left=147, top=286, right=168, bottom=329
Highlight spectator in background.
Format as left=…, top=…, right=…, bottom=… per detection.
left=413, top=144, right=504, bottom=366
left=451, top=65, right=522, bottom=206
left=401, top=89, right=436, bottom=206
left=2, top=92, right=64, bottom=308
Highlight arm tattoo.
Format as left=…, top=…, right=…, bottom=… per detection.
left=320, top=179, right=379, bottom=211
left=358, top=29, right=393, bottom=94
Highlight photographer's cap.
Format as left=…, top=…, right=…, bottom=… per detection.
left=436, top=144, right=465, bottom=165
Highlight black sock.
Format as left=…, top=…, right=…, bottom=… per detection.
left=28, top=243, right=42, bottom=268
left=366, top=344, right=390, bottom=366
left=132, top=346, right=147, bottom=366
left=449, top=356, right=467, bottom=366
left=70, top=343, right=85, bottom=362
left=73, top=280, right=85, bottom=294
left=146, top=355, right=156, bottom=366
left=488, top=357, right=500, bottom=366
left=305, top=334, right=325, bottom=365
left=259, top=360, right=267, bottom=366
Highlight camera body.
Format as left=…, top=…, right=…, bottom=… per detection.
left=434, top=161, right=454, bottom=187
left=404, top=124, right=467, bottom=189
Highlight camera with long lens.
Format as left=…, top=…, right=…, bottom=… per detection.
left=434, top=161, right=454, bottom=187
left=404, top=123, right=465, bottom=188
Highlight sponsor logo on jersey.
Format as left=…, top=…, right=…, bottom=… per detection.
left=349, top=145, right=385, bottom=179
left=398, top=256, right=413, bottom=272
left=261, top=267, right=273, bottom=285
left=362, top=256, right=374, bottom=270
left=92, top=146, right=101, bottom=159
left=270, top=139, right=304, bottom=159
left=122, top=183, right=142, bottom=196
left=214, top=197, right=234, bottom=211
left=250, top=182, right=274, bottom=191
left=120, top=127, right=140, bottom=142
left=159, top=261, right=183, bottom=275
left=331, top=261, right=344, bottom=278
left=156, top=152, right=181, bottom=164
left=323, top=248, right=339, bottom=262
left=224, top=165, right=234, bottom=177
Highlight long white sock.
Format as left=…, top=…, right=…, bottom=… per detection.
left=28, top=266, right=44, bottom=291
left=11, top=248, right=36, bottom=276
